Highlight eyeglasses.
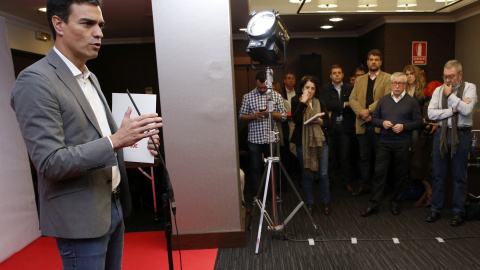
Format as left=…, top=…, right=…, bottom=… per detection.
left=391, top=82, right=405, bottom=86
left=443, top=72, right=459, bottom=80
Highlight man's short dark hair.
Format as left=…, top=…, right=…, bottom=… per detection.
left=331, top=65, right=343, bottom=73
left=255, top=71, right=266, bottom=83
left=367, top=49, right=383, bottom=61
left=47, top=0, right=102, bottom=40
left=285, top=72, right=295, bottom=79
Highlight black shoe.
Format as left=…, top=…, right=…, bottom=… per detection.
left=307, top=204, right=313, bottom=215
left=425, top=211, right=441, bottom=222
left=361, top=207, right=377, bottom=217
left=451, top=214, right=464, bottom=226
left=391, top=206, right=401, bottom=215
left=352, top=188, right=368, bottom=197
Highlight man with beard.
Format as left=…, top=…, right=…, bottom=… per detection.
left=349, top=49, right=392, bottom=197
left=239, top=71, right=287, bottom=195
left=360, top=72, right=422, bottom=217
left=426, top=60, right=477, bottom=226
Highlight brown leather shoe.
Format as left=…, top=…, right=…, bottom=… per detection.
left=307, top=204, right=313, bottom=215
left=324, top=204, right=331, bottom=215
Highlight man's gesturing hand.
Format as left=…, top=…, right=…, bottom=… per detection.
left=110, top=106, right=163, bottom=152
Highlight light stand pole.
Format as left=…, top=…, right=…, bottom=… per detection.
left=245, top=10, right=318, bottom=255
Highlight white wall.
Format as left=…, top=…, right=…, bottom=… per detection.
left=0, top=16, right=41, bottom=263
left=456, top=13, right=480, bottom=129
left=0, top=11, right=53, bottom=55
left=152, top=0, right=242, bottom=234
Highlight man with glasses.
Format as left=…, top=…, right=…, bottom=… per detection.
left=426, top=60, right=477, bottom=226
left=349, top=49, right=392, bottom=197
left=360, top=72, right=422, bottom=217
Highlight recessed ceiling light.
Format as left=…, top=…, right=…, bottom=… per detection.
left=321, top=25, right=333, bottom=29
left=38, top=7, right=47, bottom=13
left=239, top=28, right=247, bottom=32
left=290, top=0, right=312, bottom=3
left=329, top=17, right=343, bottom=22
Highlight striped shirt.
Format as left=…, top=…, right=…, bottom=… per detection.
left=239, top=88, right=287, bottom=144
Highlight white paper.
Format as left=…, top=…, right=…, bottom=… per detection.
left=303, top=112, right=325, bottom=125
left=112, top=93, right=157, bottom=164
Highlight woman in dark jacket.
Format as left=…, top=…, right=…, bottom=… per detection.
left=291, top=76, right=331, bottom=215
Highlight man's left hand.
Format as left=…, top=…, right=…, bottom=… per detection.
left=147, top=134, right=160, bottom=156
left=392, top=124, right=404, bottom=133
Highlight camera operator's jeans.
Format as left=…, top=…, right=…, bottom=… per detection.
left=431, top=129, right=470, bottom=215
left=296, top=142, right=330, bottom=205
left=248, top=142, right=279, bottom=195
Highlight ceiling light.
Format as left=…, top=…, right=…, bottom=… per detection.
left=358, top=0, right=378, bottom=8
left=397, top=0, right=417, bottom=8
left=318, top=0, right=338, bottom=10
left=38, top=7, right=47, bottom=13
left=435, top=0, right=455, bottom=2
left=321, top=25, right=333, bottom=29
left=329, top=17, right=343, bottom=22
left=239, top=28, right=247, bottom=32
left=246, top=10, right=290, bottom=65
left=290, top=0, right=312, bottom=3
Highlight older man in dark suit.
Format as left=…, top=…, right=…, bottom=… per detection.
left=10, top=0, right=162, bottom=268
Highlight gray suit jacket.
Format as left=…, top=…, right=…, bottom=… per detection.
left=11, top=49, right=131, bottom=239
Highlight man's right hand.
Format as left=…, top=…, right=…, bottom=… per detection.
left=110, top=106, right=163, bottom=152
left=360, top=108, right=370, bottom=120
left=383, top=120, right=393, bottom=129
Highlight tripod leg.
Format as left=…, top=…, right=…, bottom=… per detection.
left=247, top=163, right=269, bottom=230
left=279, top=161, right=318, bottom=230
left=255, top=159, right=272, bottom=254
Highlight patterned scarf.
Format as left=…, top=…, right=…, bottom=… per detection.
left=439, top=81, right=465, bottom=158
left=302, top=98, right=325, bottom=178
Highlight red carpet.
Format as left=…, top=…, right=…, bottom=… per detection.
left=0, top=232, right=217, bottom=270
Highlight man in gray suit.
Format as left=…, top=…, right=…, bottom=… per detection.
left=10, top=0, right=162, bottom=269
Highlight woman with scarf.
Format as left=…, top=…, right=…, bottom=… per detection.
left=290, top=76, right=331, bottom=215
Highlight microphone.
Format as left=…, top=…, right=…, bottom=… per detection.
left=125, top=89, right=176, bottom=215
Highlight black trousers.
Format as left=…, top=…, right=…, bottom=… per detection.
left=357, top=124, right=379, bottom=190
left=368, top=142, right=411, bottom=209
left=328, top=123, right=355, bottom=186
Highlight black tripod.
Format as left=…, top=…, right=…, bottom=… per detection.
left=247, top=68, right=317, bottom=254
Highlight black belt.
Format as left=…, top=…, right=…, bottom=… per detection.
left=447, top=126, right=471, bottom=131
left=112, top=187, right=121, bottom=201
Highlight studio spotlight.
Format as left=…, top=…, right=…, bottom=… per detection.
left=246, top=10, right=290, bottom=65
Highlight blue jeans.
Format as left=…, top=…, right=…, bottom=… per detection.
left=55, top=199, right=125, bottom=270
left=296, top=142, right=330, bottom=205
left=431, top=129, right=470, bottom=215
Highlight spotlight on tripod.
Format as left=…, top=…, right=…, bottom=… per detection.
left=244, top=10, right=317, bottom=255
left=246, top=10, right=290, bottom=65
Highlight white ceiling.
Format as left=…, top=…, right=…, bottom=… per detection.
left=0, top=0, right=479, bottom=42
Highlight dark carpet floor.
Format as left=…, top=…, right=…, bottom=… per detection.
left=215, top=172, right=480, bottom=270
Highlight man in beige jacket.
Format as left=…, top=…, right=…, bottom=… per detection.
left=349, top=49, right=392, bottom=197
